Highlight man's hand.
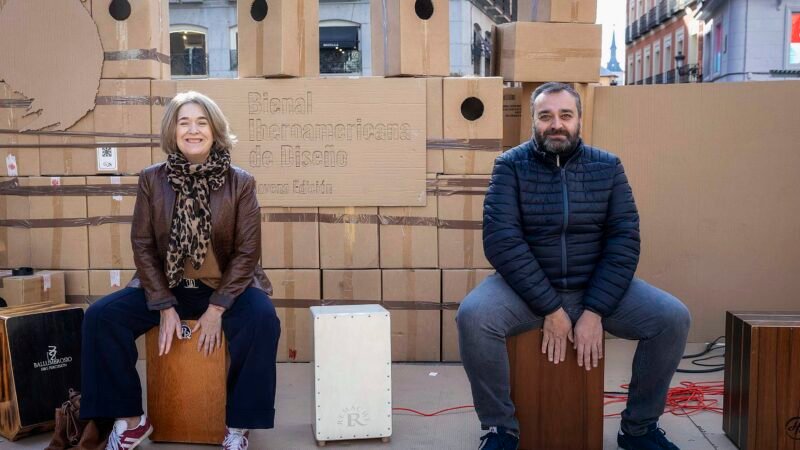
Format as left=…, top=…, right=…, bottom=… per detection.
left=541, top=307, right=573, bottom=364
left=158, top=307, right=182, bottom=356
left=192, top=304, right=224, bottom=357
left=573, top=310, right=604, bottom=370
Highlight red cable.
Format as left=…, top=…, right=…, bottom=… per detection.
left=603, top=380, right=724, bottom=418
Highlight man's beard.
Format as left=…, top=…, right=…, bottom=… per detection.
left=534, top=124, right=581, bottom=155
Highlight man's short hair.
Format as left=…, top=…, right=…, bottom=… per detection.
left=530, top=82, right=582, bottom=118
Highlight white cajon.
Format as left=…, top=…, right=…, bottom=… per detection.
left=310, top=305, right=392, bottom=446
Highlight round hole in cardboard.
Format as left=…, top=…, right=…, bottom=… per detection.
left=251, top=0, right=268, bottom=22
left=415, top=0, right=434, bottom=20
left=461, top=97, right=485, bottom=121
left=108, top=0, right=131, bottom=21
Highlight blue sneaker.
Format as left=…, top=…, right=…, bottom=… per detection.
left=618, top=424, right=680, bottom=450
left=479, top=426, right=519, bottom=450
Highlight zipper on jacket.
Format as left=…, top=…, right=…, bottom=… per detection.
left=559, top=157, right=569, bottom=289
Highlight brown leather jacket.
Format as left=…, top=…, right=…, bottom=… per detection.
left=127, top=162, right=272, bottom=310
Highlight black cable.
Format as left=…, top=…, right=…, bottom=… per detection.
left=676, top=336, right=726, bottom=373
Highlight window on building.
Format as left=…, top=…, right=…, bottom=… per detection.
left=472, top=23, right=483, bottom=76
left=635, top=51, right=642, bottom=83
left=320, top=23, right=362, bottom=75
left=644, top=46, right=651, bottom=83
left=653, top=42, right=661, bottom=80
left=663, top=36, right=672, bottom=72
left=628, top=54, right=635, bottom=84
left=789, top=12, right=800, bottom=66
left=170, top=27, right=207, bottom=77
left=676, top=28, right=685, bottom=62
left=230, top=27, right=238, bottom=71
left=714, top=22, right=724, bottom=74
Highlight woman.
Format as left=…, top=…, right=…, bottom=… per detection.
left=81, top=91, right=280, bottom=450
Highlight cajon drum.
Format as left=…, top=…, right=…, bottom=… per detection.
left=507, top=329, right=603, bottom=450
left=0, top=304, right=83, bottom=441
left=723, top=311, right=800, bottom=450
left=145, top=320, right=227, bottom=444
left=311, top=305, right=392, bottom=446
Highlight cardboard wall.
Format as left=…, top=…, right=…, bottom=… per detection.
left=437, top=175, right=491, bottom=269
left=591, top=82, right=800, bottom=341
left=0, top=177, right=31, bottom=268
left=426, top=78, right=444, bottom=174
left=319, top=207, right=379, bottom=269
left=266, top=269, right=320, bottom=362
left=379, top=175, right=438, bottom=268
left=441, top=269, right=493, bottom=362
left=28, top=177, right=89, bottom=269
left=87, top=176, right=137, bottom=269
left=322, top=269, right=381, bottom=303
left=261, top=207, right=319, bottom=268
left=382, top=269, right=441, bottom=362
left=517, top=0, right=597, bottom=23
left=0, top=82, right=39, bottom=176
left=502, top=86, right=523, bottom=151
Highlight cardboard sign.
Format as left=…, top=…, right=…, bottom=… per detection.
left=177, top=78, right=427, bottom=207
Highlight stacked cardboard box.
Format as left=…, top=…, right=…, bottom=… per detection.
left=0, top=270, right=65, bottom=307
left=238, top=0, right=319, bottom=78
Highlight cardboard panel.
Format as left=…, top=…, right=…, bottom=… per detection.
left=0, top=83, right=39, bottom=176
left=176, top=78, right=427, bottom=207
left=591, top=82, right=800, bottom=341
left=87, top=176, right=137, bottom=269
left=238, top=0, right=319, bottom=78
left=503, top=86, right=523, bottom=151
left=379, top=174, right=438, bottom=268
left=437, top=175, right=491, bottom=269
left=92, top=0, right=170, bottom=79
left=39, top=80, right=152, bottom=175
left=322, top=269, right=381, bottom=302
left=442, top=77, right=504, bottom=174
left=493, top=22, right=601, bottom=83
left=441, top=269, right=494, bottom=362
left=319, top=207, right=378, bottom=269
left=261, top=207, right=319, bottom=268
left=0, top=177, right=31, bottom=268
left=517, top=0, right=597, bottom=23
left=371, top=0, right=449, bottom=77
left=28, top=177, right=89, bottom=269
left=0, top=0, right=102, bottom=131
left=426, top=78, right=444, bottom=174
left=63, top=270, right=90, bottom=305
left=382, top=269, right=441, bottom=362
left=266, top=269, right=320, bottom=362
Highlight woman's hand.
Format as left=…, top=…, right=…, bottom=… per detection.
left=158, top=307, right=182, bottom=356
left=193, top=304, right=224, bottom=357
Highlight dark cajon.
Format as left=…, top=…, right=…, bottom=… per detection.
left=145, top=320, right=227, bottom=444
left=723, top=311, right=800, bottom=450
left=507, top=329, right=604, bottom=450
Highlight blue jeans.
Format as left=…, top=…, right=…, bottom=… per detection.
left=80, top=280, right=281, bottom=429
left=456, top=274, right=690, bottom=436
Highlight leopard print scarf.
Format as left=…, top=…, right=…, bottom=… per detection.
left=164, top=149, right=231, bottom=288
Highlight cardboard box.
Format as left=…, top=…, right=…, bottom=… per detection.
left=28, top=177, right=89, bottom=269
left=92, top=0, right=170, bottom=79
left=39, top=80, right=152, bottom=175
left=87, top=176, right=137, bottom=269
left=441, top=269, right=493, bottom=361
left=63, top=270, right=90, bottom=305
left=382, top=269, right=441, bottom=362
left=426, top=78, right=444, bottom=174
left=261, top=207, right=319, bottom=268
left=0, top=270, right=65, bottom=307
left=238, top=0, right=319, bottom=78
left=0, top=82, right=39, bottom=176
left=441, top=77, right=503, bottom=174
left=370, top=0, right=449, bottom=77
left=88, top=270, right=135, bottom=296
left=0, top=177, right=31, bottom=268
left=319, top=207, right=379, bottom=269
left=437, top=175, right=491, bottom=269
left=150, top=80, right=176, bottom=164
left=520, top=82, right=596, bottom=145
left=517, top=0, right=597, bottom=23
left=322, top=269, right=381, bottom=303
left=503, top=86, right=523, bottom=151
left=266, top=269, right=320, bottom=362
left=590, top=81, right=800, bottom=341
left=492, top=22, right=601, bottom=83
left=176, top=78, right=427, bottom=207
left=379, top=175, right=438, bottom=268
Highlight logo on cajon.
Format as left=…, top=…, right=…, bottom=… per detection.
left=180, top=322, right=193, bottom=340
left=33, top=345, right=73, bottom=372
left=337, top=406, right=370, bottom=427
left=787, top=416, right=800, bottom=440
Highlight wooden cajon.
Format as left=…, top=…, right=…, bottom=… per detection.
left=145, top=320, right=227, bottom=444
left=723, top=311, right=800, bottom=450
left=507, top=330, right=603, bottom=450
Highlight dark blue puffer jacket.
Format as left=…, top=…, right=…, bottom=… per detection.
left=483, top=139, right=640, bottom=317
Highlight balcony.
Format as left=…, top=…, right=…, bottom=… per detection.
left=626, top=25, right=632, bottom=44
left=631, top=19, right=640, bottom=40
left=654, top=73, right=663, bottom=84
left=636, top=80, right=644, bottom=85
left=658, top=0, right=669, bottom=22
left=645, top=76, right=653, bottom=85
left=669, top=0, right=680, bottom=14
left=665, top=70, right=676, bottom=83
left=648, top=8, right=657, bottom=31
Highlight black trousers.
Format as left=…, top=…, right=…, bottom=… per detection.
left=80, top=281, right=281, bottom=429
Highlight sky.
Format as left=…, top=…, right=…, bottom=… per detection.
left=596, top=0, right=627, bottom=71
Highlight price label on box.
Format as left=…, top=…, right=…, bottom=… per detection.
left=97, top=146, right=118, bottom=171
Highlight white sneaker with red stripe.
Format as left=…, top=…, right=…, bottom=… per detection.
left=105, top=415, right=153, bottom=450
left=222, top=427, right=249, bottom=450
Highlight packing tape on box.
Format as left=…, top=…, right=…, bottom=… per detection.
left=381, top=0, right=389, bottom=75
left=104, top=48, right=170, bottom=65
left=462, top=190, right=474, bottom=267
left=255, top=11, right=264, bottom=74
left=572, top=0, right=580, bottom=21
left=407, top=273, right=418, bottom=360
left=110, top=193, right=122, bottom=266
left=343, top=207, right=357, bottom=266
left=283, top=219, right=295, bottom=267
left=0, top=216, right=133, bottom=228
left=342, top=270, right=354, bottom=299
left=0, top=98, right=32, bottom=109
left=0, top=178, right=138, bottom=196
left=284, top=277, right=298, bottom=361
left=426, top=139, right=503, bottom=151
left=298, top=0, right=307, bottom=75
left=271, top=298, right=460, bottom=311
left=50, top=180, right=64, bottom=267
left=0, top=129, right=158, bottom=140
left=500, top=48, right=601, bottom=62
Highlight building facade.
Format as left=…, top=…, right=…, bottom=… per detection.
left=696, top=0, right=800, bottom=82
left=167, top=0, right=513, bottom=79
left=625, top=0, right=704, bottom=84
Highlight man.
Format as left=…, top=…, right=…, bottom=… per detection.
left=457, top=82, right=690, bottom=450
